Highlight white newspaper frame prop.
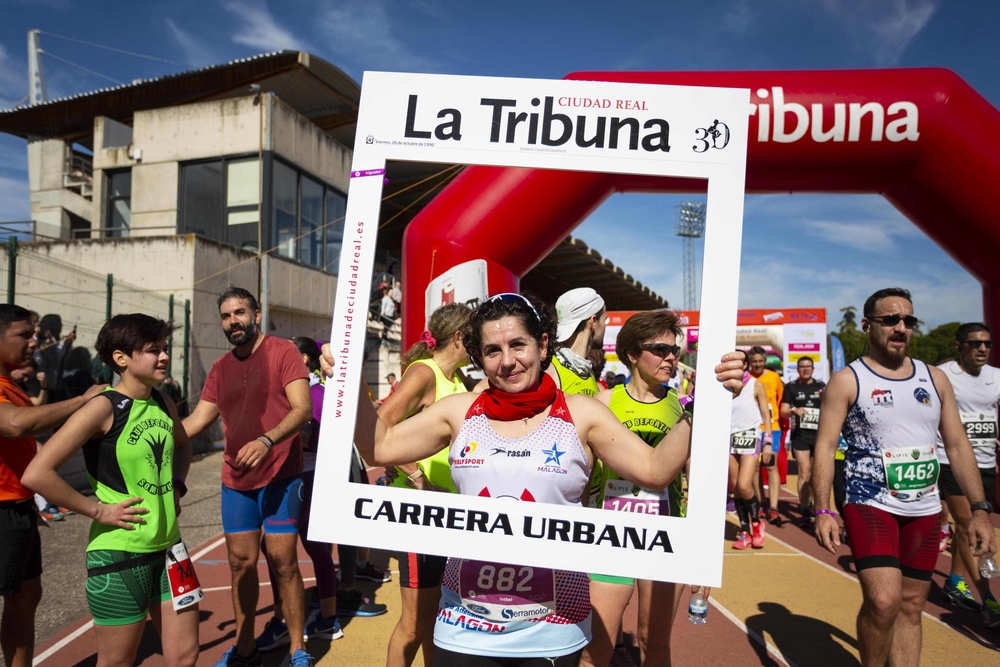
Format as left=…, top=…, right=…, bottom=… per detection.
left=312, top=72, right=749, bottom=587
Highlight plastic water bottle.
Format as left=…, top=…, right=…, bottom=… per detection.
left=980, top=556, right=1000, bottom=579
left=688, top=586, right=708, bottom=624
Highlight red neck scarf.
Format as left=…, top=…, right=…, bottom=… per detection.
left=481, top=372, right=558, bottom=421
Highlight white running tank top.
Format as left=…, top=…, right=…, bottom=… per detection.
left=842, top=358, right=942, bottom=517
left=731, top=376, right=763, bottom=433
left=434, top=391, right=592, bottom=658
left=935, top=360, right=1000, bottom=468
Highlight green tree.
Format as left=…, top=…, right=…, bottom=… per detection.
left=836, top=306, right=867, bottom=364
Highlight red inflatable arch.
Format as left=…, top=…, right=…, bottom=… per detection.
left=402, top=69, right=1000, bottom=347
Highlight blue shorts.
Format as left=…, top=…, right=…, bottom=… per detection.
left=221, top=476, right=303, bottom=534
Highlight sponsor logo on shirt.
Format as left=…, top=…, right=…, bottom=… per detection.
left=454, top=441, right=485, bottom=467
left=913, top=387, right=932, bottom=406
left=490, top=447, right=531, bottom=458
left=538, top=444, right=568, bottom=474
left=871, top=389, right=894, bottom=408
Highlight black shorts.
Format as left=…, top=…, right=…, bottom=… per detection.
left=397, top=551, right=447, bottom=589
left=0, top=501, right=43, bottom=595
left=939, top=464, right=997, bottom=502
left=791, top=435, right=816, bottom=452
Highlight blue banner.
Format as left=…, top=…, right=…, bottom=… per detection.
left=829, top=334, right=846, bottom=372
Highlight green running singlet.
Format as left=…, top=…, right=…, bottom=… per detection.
left=591, top=384, right=685, bottom=586
left=552, top=355, right=600, bottom=397
left=591, top=384, right=686, bottom=516
left=83, top=389, right=180, bottom=553
left=389, top=358, right=466, bottom=492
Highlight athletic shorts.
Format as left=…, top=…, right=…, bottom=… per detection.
left=221, top=475, right=303, bottom=534
left=0, top=501, right=43, bottom=595
left=842, top=503, right=940, bottom=580
left=590, top=573, right=634, bottom=586
left=86, top=549, right=170, bottom=626
left=398, top=551, right=447, bottom=589
left=791, top=435, right=817, bottom=453
left=939, top=464, right=997, bottom=502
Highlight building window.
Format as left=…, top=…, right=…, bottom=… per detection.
left=272, top=161, right=298, bottom=259
left=325, top=189, right=346, bottom=275
left=105, top=169, right=131, bottom=237
left=226, top=159, right=260, bottom=252
left=300, top=177, right=323, bottom=268
left=179, top=157, right=260, bottom=252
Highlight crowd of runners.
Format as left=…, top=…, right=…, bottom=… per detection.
left=0, top=282, right=997, bottom=667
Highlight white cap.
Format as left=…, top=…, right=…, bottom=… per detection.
left=555, top=288, right=605, bottom=343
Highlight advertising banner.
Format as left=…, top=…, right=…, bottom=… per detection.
left=312, top=72, right=749, bottom=587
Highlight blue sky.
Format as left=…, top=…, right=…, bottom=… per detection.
left=1, top=0, right=997, bottom=328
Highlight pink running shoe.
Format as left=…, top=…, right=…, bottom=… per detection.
left=939, top=524, right=951, bottom=553
left=751, top=520, right=767, bottom=548
left=733, top=531, right=752, bottom=550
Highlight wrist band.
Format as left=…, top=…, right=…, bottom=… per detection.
left=257, top=436, right=273, bottom=450
left=815, top=509, right=837, bottom=518
left=407, top=469, right=424, bottom=482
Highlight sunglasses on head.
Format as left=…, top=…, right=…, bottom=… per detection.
left=641, top=343, right=681, bottom=358
left=963, top=339, right=994, bottom=349
left=868, top=314, right=919, bottom=329
left=486, top=293, right=541, bottom=322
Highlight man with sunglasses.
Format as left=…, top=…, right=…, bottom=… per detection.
left=813, top=288, right=996, bottom=667
left=935, top=323, right=1000, bottom=625
left=781, top=357, right=825, bottom=523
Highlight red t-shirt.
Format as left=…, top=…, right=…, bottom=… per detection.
left=0, top=377, right=38, bottom=501
left=202, top=336, right=309, bottom=491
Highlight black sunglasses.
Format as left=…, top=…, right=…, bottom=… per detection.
left=868, top=314, right=919, bottom=329
left=963, top=339, right=994, bottom=349
left=641, top=343, right=681, bottom=358
left=486, top=293, right=541, bottom=322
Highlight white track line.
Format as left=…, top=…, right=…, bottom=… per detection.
left=762, top=517, right=992, bottom=643
left=201, top=576, right=317, bottom=594
left=33, top=535, right=227, bottom=665
left=708, top=596, right=797, bottom=667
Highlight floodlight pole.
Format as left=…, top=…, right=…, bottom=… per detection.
left=27, top=30, right=47, bottom=106
left=675, top=201, right=706, bottom=311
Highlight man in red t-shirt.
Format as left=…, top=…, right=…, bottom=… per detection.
left=0, top=305, right=105, bottom=667
left=183, top=287, right=312, bottom=667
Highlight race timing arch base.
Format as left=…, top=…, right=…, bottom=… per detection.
left=401, top=68, right=1000, bottom=348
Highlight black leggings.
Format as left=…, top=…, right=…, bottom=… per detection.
left=433, top=647, right=583, bottom=667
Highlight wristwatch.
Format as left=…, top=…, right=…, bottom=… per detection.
left=970, top=500, right=994, bottom=515
left=172, top=478, right=188, bottom=498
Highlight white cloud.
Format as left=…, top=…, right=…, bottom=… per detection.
left=0, top=173, right=31, bottom=222
left=821, top=0, right=938, bottom=66
left=166, top=18, right=224, bottom=67
left=316, top=0, right=441, bottom=73
left=798, top=218, right=919, bottom=253
left=224, top=0, right=308, bottom=52
left=0, top=44, right=29, bottom=109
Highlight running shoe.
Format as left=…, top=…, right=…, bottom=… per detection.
left=38, top=508, right=64, bottom=522
left=767, top=508, right=782, bottom=526
left=255, top=617, right=290, bottom=651
left=983, top=598, right=1000, bottom=628
left=279, top=649, right=315, bottom=667
left=336, top=588, right=388, bottom=617
left=751, top=520, right=767, bottom=548
left=732, top=531, right=752, bottom=550
left=757, top=507, right=767, bottom=521
left=939, top=524, right=952, bottom=553
left=304, top=611, right=344, bottom=640
left=45, top=503, right=73, bottom=517
left=213, top=647, right=262, bottom=667
left=356, top=561, right=391, bottom=583
left=943, top=580, right=983, bottom=612
left=725, top=499, right=736, bottom=514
